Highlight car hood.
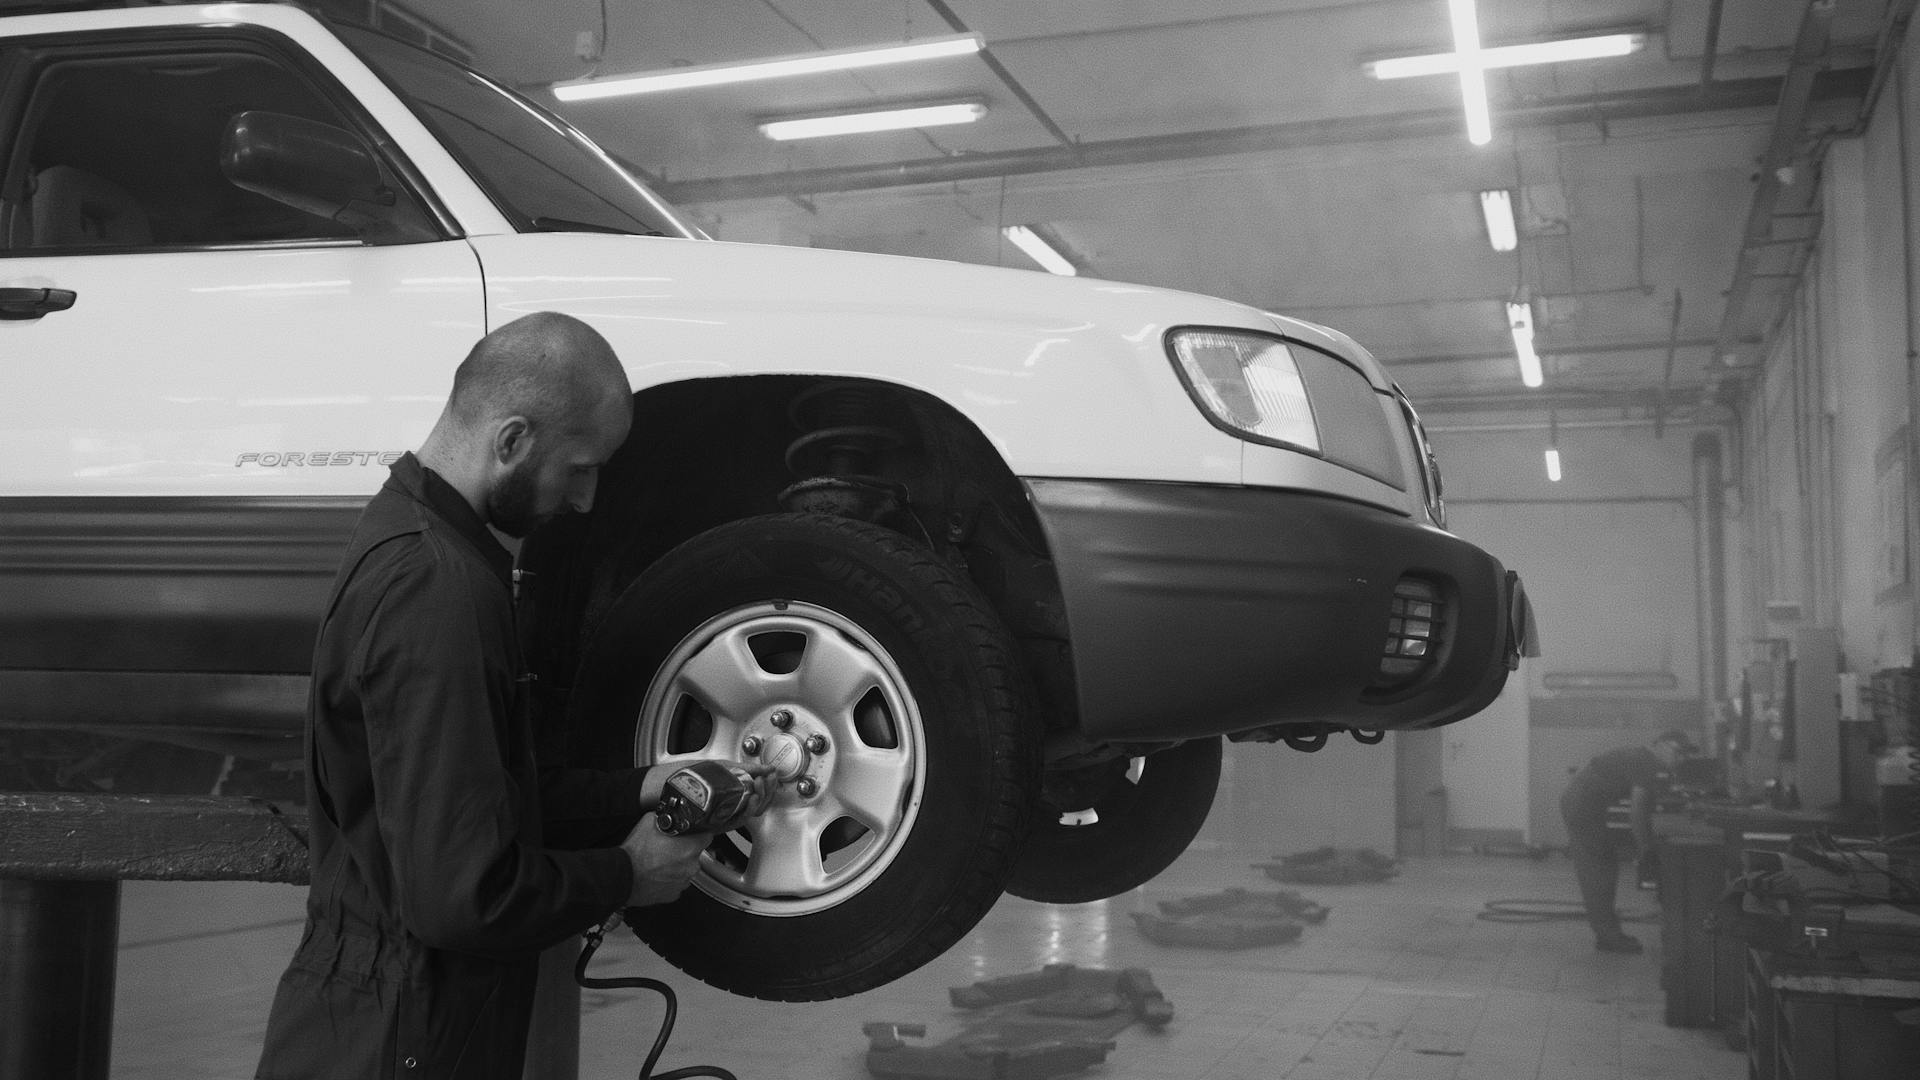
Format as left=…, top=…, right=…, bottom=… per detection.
left=518, top=232, right=1395, bottom=390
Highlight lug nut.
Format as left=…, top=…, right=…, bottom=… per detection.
left=770, top=709, right=794, bottom=730
left=795, top=777, right=818, bottom=798
left=805, top=734, right=828, bottom=754
left=741, top=736, right=762, bottom=756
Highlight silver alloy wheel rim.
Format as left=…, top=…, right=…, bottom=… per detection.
left=635, top=599, right=925, bottom=917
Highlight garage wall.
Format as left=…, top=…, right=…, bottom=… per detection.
left=1430, top=425, right=1704, bottom=843
left=1223, top=738, right=1396, bottom=855
left=1740, top=54, right=1918, bottom=688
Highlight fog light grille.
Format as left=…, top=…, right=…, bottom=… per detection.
left=1376, top=577, right=1443, bottom=688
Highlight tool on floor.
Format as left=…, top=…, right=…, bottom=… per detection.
left=1130, top=886, right=1329, bottom=949
left=1254, top=845, right=1399, bottom=884
left=864, top=964, right=1174, bottom=1079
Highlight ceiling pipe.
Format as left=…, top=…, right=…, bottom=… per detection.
left=1386, top=335, right=1719, bottom=367
left=921, top=0, right=1075, bottom=147
left=1710, top=0, right=1836, bottom=374
left=1655, top=288, right=1684, bottom=436
left=1411, top=387, right=1697, bottom=413
left=1856, top=0, right=1919, bottom=127
left=1698, top=0, right=1726, bottom=89
left=1427, top=417, right=1719, bottom=433
left=654, top=68, right=1870, bottom=204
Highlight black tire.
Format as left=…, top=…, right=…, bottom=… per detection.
left=1004, top=736, right=1222, bottom=904
left=569, top=513, right=1039, bottom=1001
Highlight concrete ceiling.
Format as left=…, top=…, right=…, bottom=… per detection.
left=397, top=0, right=1900, bottom=424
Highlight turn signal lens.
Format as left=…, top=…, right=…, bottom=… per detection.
left=1168, top=331, right=1320, bottom=451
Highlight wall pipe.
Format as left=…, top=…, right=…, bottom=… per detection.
left=1694, top=432, right=1729, bottom=705
left=1903, top=47, right=1920, bottom=657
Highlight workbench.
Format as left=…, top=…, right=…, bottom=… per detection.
left=1649, top=804, right=1920, bottom=1077
left=1649, top=806, right=1883, bottom=1041
left=1744, top=933, right=1920, bottom=1080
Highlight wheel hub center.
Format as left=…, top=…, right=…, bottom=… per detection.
left=759, top=732, right=810, bottom=781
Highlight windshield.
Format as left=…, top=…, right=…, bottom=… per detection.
left=338, top=26, right=705, bottom=240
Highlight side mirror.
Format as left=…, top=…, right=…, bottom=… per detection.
left=220, top=111, right=432, bottom=243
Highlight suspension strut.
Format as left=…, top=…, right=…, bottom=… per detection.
left=778, top=381, right=907, bottom=520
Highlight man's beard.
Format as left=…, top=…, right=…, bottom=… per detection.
left=487, top=460, right=544, bottom=538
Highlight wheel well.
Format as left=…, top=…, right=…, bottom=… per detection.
left=518, top=375, right=1080, bottom=733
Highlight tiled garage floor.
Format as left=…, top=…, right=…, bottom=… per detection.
left=111, top=849, right=1745, bottom=1079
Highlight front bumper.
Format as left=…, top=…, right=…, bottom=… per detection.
left=1026, top=478, right=1535, bottom=741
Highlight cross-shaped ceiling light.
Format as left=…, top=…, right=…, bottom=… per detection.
left=1366, top=1, right=1645, bottom=145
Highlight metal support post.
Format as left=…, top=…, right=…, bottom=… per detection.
left=0, top=878, right=121, bottom=1080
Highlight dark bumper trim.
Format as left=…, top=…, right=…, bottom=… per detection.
left=1026, top=479, right=1528, bottom=740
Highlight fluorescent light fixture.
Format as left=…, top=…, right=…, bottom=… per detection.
left=554, top=32, right=983, bottom=101
left=1506, top=300, right=1544, bottom=388
left=1479, top=189, right=1517, bottom=252
left=1544, top=447, right=1562, bottom=482
left=1366, top=32, right=1646, bottom=79
left=759, top=100, right=986, bottom=140
left=1447, top=0, right=1492, bottom=145
left=1003, top=225, right=1077, bottom=276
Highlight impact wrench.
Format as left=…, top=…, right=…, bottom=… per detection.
left=576, top=760, right=764, bottom=1080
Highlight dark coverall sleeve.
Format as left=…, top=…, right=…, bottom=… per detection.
left=357, top=548, right=632, bottom=957
left=539, top=760, right=651, bottom=849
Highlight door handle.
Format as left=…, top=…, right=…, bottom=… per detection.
left=0, top=287, right=77, bottom=320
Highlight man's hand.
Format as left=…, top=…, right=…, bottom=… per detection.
left=740, top=761, right=779, bottom=819
left=620, top=812, right=706, bottom=907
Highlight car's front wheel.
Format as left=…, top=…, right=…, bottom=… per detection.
left=568, top=514, right=1038, bottom=1001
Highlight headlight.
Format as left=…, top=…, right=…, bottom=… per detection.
left=1167, top=330, right=1319, bottom=452
left=1396, top=388, right=1446, bottom=527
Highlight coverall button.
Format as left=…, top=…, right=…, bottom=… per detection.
left=403, top=1056, right=418, bottom=1069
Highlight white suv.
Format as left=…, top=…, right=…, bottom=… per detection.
left=0, top=3, right=1534, bottom=1001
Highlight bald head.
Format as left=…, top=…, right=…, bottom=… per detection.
left=449, top=311, right=630, bottom=438
left=420, top=312, right=634, bottom=536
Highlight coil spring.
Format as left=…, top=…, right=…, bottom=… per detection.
left=783, top=382, right=904, bottom=478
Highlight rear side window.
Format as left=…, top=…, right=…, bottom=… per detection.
left=0, top=39, right=419, bottom=252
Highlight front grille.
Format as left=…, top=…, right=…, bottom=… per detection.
left=1375, top=576, right=1444, bottom=689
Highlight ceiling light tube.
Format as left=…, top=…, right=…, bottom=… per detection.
left=1003, top=225, right=1078, bottom=276
left=1366, top=33, right=1646, bottom=79
left=1545, top=447, right=1563, bottom=482
left=1448, top=0, right=1491, bottom=145
left=1479, top=189, right=1517, bottom=252
left=759, top=100, right=986, bottom=140
left=1507, top=300, right=1543, bottom=387
left=554, top=32, right=983, bottom=101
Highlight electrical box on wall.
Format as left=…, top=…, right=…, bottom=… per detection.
left=1837, top=671, right=1862, bottom=723
left=1735, top=630, right=1845, bottom=810
left=1789, top=628, right=1841, bottom=811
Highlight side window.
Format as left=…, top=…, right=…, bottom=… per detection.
left=1, top=45, right=401, bottom=252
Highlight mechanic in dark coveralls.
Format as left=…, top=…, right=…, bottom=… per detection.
left=257, top=312, right=764, bottom=1079
left=1559, top=730, right=1697, bottom=954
